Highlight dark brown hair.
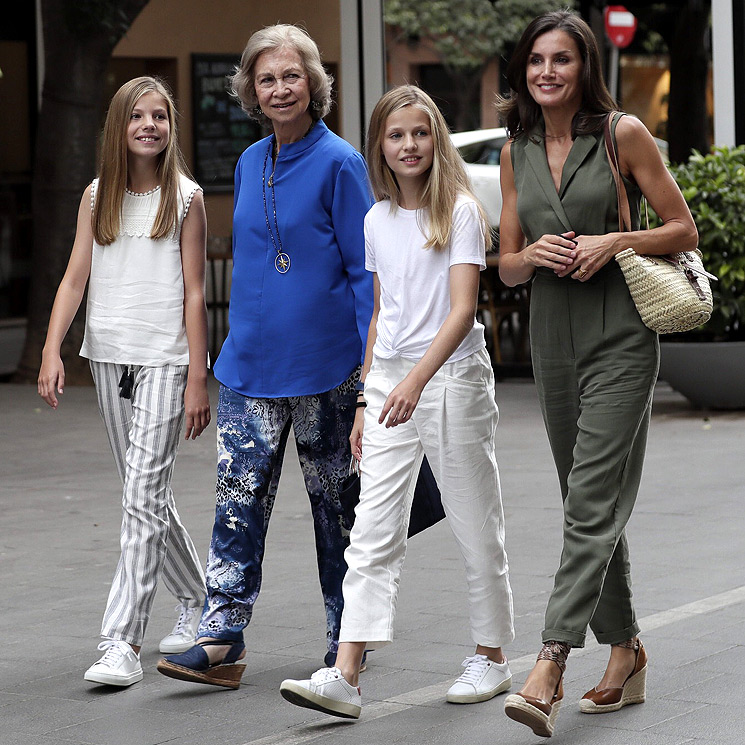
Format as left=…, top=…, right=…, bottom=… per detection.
left=495, top=10, right=616, bottom=139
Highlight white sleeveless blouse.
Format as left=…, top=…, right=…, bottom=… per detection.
left=80, top=174, right=200, bottom=366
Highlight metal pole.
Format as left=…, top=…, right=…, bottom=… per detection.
left=711, top=0, right=736, bottom=146
left=359, top=0, right=386, bottom=148
left=608, top=44, right=619, bottom=103
left=339, top=0, right=385, bottom=151
left=339, top=0, right=362, bottom=149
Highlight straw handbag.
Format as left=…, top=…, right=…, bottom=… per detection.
left=604, top=113, right=716, bottom=334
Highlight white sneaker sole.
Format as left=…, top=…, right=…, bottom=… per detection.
left=159, top=638, right=196, bottom=654
left=84, top=667, right=143, bottom=687
left=280, top=680, right=361, bottom=719
left=447, top=674, right=512, bottom=703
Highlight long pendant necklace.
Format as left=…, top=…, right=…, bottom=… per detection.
left=262, top=140, right=290, bottom=273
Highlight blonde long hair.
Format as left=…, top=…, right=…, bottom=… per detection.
left=93, top=76, right=188, bottom=245
left=366, top=85, right=491, bottom=251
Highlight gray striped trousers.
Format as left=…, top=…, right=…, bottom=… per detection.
left=90, top=362, right=206, bottom=645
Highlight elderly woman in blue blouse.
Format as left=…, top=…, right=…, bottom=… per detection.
left=157, top=24, right=372, bottom=688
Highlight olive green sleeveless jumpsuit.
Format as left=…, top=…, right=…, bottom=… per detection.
left=510, top=114, right=659, bottom=648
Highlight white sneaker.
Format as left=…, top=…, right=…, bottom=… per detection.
left=280, top=666, right=362, bottom=719
left=159, top=604, right=201, bottom=654
left=446, top=654, right=512, bottom=703
left=84, top=640, right=143, bottom=687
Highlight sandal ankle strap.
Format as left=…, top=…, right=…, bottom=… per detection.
left=537, top=641, right=571, bottom=673
left=612, top=637, right=639, bottom=651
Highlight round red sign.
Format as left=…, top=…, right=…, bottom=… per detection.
left=604, top=5, right=638, bottom=49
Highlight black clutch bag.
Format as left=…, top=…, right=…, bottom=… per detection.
left=339, top=456, right=445, bottom=538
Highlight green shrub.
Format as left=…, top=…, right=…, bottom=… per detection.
left=663, top=146, right=745, bottom=340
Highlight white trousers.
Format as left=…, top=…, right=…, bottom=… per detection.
left=90, top=362, right=206, bottom=645
left=339, top=347, right=514, bottom=649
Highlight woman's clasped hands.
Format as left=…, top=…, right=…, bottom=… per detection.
left=526, top=231, right=577, bottom=273
left=527, top=230, right=619, bottom=281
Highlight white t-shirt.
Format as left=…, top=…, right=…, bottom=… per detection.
left=364, top=195, right=487, bottom=362
left=80, top=174, right=200, bottom=366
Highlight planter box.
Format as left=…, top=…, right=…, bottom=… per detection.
left=659, top=341, right=745, bottom=410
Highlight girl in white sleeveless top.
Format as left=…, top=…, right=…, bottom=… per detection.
left=38, top=77, right=210, bottom=688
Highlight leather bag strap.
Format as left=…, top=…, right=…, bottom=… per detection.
left=603, top=111, right=632, bottom=233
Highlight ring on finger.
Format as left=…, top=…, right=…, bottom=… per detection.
left=577, top=268, right=588, bottom=278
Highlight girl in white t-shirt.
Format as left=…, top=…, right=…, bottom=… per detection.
left=38, top=77, right=209, bottom=688
left=280, top=85, right=514, bottom=719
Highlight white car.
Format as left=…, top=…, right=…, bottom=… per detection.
left=451, top=128, right=508, bottom=227
left=451, top=127, right=668, bottom=228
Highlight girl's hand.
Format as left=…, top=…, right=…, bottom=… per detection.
left=38, top=353, right=65, bottom=409
left=184, top=380, right=211, bottom=439
left=350, top=407, right=365, bottom=462
left=379, top=375, right=423, bottom=428
left=557, top=233, right=619, bottom=280
left=524, top=231, right=577, bottom=272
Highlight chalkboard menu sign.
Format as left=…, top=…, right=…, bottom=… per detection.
left=192, top=54, right=262, bottom=192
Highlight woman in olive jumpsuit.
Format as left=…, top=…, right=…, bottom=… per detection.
left=496, top=11, right=697, bottom=738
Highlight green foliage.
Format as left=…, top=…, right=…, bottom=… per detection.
left=384, top=0, right=573, bottom=73
left=662, top=146, right=745, bottom=340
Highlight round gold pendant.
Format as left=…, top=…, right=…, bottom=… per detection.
left=275, top=252, right=290, bottom=273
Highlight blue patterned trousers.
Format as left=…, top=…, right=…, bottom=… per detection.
left=198, top=371, right=358, bottom=654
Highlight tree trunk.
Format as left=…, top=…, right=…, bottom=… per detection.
left=14, top=0, right=150, bottom=384
left=625, top=0, right=711, bottom=164
left=449, top=68, right=484, bottom=132
left=666, top=0, right=711, bottom=163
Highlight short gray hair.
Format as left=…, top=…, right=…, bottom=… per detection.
left=230, top=24, right=333, bottom=123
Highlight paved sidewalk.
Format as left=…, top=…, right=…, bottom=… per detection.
left=1, top=378, right=743, bottom=745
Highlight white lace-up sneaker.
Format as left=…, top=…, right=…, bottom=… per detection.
left=280, top=666, right=362, bottom=719
left=446, top=654, right=512, bottom=703
left=159, top=604, right=201, bottom=654
left=84, top=640, right=143, bottom=687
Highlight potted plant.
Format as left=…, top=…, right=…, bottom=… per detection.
left=655, top=145, right=745, bottom=409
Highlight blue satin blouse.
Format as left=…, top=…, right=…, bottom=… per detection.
left=214, top=120, right=374, bottom=397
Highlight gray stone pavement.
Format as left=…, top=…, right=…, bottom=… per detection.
left=1, top=376, right=743, bottom=745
